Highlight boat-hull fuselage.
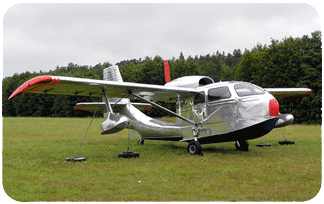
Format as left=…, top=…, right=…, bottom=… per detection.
left=119, top=82, right=279, bottom=144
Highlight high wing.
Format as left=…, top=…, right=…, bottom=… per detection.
left=265, top=88, right=312, bottom=102
left=8, top=75, right=199, bottom=102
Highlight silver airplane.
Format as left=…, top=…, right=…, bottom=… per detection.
left=9, top=61, right=312, bottom=155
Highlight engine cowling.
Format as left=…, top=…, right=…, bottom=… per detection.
left=164, top=76, right=214, bottom=88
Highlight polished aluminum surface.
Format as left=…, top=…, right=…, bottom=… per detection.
left=179, top=82, right=278, bottom=140
left=107, top=82, right=280, bottom=143
left=120, top=100, right=190, bottom=139
left=164, top=76, right=214, bottom=88
left=103, top=65, right=123, bottom=82
left=275, top=113, right=294, bottom=128
left=100, top=112, right=128, bottom=134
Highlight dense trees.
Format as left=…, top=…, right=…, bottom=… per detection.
left=234, top=31, right=322, bottom=124
left=2, top=31, right=321, bottom=124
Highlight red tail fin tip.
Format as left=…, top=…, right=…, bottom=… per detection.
left=164, top=60, right=171, bottom=83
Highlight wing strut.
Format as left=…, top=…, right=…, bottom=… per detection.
left=103, top=89, right=113, bottom=113
left=131, top=92, right=196, bottom=125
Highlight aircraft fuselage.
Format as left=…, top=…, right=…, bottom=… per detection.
left=120, top=81, right=279, bottom=144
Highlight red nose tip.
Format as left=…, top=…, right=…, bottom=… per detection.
left=269, top=98, right=279, bottom=117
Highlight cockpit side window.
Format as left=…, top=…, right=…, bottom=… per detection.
left=194, top=91, right=206, bottom=104
left=208, top=87, right=231, bottom=102
left=234, top=83, right=265, bottom=97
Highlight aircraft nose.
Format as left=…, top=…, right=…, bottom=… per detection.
left=269, top=98, right=279, bottom=117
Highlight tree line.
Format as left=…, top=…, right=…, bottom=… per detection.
left=2, top=31, right=321, bottom=124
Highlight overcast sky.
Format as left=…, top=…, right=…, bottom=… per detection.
left=2, top=3, right=322, bottom=78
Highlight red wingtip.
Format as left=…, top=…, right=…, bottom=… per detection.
left=8, top=75, right=57, bottom=100
left=306, top=89, right=313, bottom=94
left=164, top=60, right=171, bottom=83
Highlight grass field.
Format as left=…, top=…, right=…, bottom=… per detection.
left=2, top=117, right=322, bottom=201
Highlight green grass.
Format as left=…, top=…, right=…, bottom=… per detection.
left=2, top=117, right=322, bottom=201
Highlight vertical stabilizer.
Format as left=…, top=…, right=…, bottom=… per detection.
left=164, top=60, right=171, bottom=83
left=103, top=65, right=123, bottom=82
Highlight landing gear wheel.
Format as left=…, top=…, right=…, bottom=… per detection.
left=187, top=141, right=203, bottom=155
left=279, top=140, right=295, bottom=145
left=235, top=140, right=250, bottom=152
left=118, top=152, right=140, bottom=158
left=137, top=139, right=144, bottom=145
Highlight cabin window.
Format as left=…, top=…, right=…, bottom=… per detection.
left=194, top=91, right=205, bottom=104
left=208, top=87, right=231, bottom=101
left=234, top=83, right=265, bottom=97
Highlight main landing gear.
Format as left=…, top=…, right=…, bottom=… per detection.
left=187, top=140, right=251, bottom=155
left=187, top=141, right=203, bottom=156
left=137, top=138, right=145, bottom=145
left=235, top=140, right=251, bottom=152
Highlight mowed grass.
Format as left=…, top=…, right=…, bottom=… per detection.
left=2, top=117, right=322, bottom=201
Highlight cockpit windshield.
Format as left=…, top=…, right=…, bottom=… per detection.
left=234, top=83, right=265, bottom=97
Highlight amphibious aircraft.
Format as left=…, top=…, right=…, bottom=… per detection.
left=9, top=61, right=312, bottom=155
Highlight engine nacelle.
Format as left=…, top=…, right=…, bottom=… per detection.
left=164, top=76, right=214, bottom=88
left=101, top=113, right=128, bottom=134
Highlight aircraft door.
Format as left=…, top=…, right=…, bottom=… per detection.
left=191, top=91, right=207, bottom=121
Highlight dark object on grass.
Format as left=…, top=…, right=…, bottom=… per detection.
left=65, top=157, right=86, bottom=162
left=279, top=140, right=295, bottom=145
left=256, top=143, right=271, bottom=147
left=118, top=152, right=140, bottom=158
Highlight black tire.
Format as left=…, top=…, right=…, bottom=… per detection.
left=235, top=140, right=250, bottom=151
left=137, top=139, right=144, bottom=145
left=118, top=152, right=140, bottom=158
left=187, top=141, right=202, bottom=155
